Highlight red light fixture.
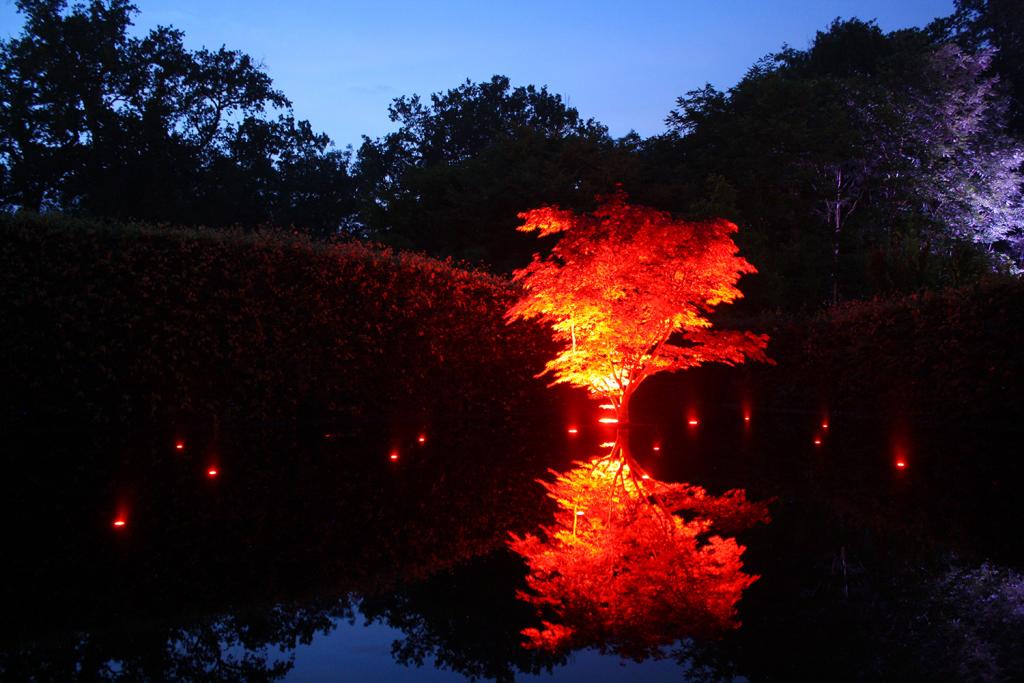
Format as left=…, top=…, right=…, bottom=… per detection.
left=567, top=427, right=579, bottom=434
left=598, top=417, right=619, bottom=424
left=175, top=440, right=185, bottom=451
left=687, top=419, right=699, bottom=426
left=821, top=422, right=829, bottom=430
left=417, top=435, right=426, bottom=444
left=389, top=451, right=399, bottom=461
left=207, top=467, right=218, bottom=478
left=112, top=518, right=126, bottom=529
left=896, top=460, right=907, bottom=469
left=813, top=437, right=822, bottom=446
left=652, top=444, right=661, bottom=452
left=744, top=416, right=751, bottom=422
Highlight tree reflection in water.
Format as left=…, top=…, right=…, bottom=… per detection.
left=5, top=417, right=1024, bottom=681
left=0, top=598, right=353, bottom=681
left=509, top=457, right=770, bottom=659
left=359, top=553, right=567, bottom=682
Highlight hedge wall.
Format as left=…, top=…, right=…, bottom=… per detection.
left=0, top=214, right=552, bottom=430
left=756, top=278, right=1024, bottom=421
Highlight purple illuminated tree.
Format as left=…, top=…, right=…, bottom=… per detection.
left=863, top=45, right=1024, bottom=262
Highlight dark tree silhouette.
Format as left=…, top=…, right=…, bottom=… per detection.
left=0, top=0, right=355, bottom=235
left=353, top=75, right=636, bottom=270
left=652, top=18, right=1024, bottom=308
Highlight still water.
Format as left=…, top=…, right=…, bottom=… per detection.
left=3, top=386, right=1022, bottom=681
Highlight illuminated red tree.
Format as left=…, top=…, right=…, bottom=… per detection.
left=507, top=191, right=769, bottom=457
left=509, top=460, right=770, bottom=657
left=507, top=193, right=772, bottom=656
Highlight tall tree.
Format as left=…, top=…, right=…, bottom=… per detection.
left=506, top=191, right=769, bottom=455
left=353, top=76, right=634, bottom=270
left=0, top=0, right=354, bottom=235
left=657, top=19, right=1023, bottom=307
left=946, top=0, right=1024, bottom=132
left=859, top=44, right=1024, bottom=264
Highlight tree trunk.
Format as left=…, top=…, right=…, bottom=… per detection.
left=616, top=392, right=632, bottom=463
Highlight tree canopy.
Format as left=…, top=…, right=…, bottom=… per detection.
left=642, top=16, right=1024, bottom=306
left=0, top=0, right=354, bottom=235
left=353, top=75, right=633, bottom=270
left=507, top=192, right=770, bottom=426
left=1, top=2, right=1021, bottom=309
left=947, top=0, right=1024, bottom=132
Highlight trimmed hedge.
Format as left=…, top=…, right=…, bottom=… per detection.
left=4, top=212, right=1018, bottom=431
left=0, top=213, right=552, bottom=429
left=755, top=278, right=1024, bottom=421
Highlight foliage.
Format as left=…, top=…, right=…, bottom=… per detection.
left=856, top=44, right=1024, bottom=259
left=906, top=562, right=1024, bottom=680
left=352, top=75, right=634, bottom=270
left=359, top=554, right=566, bottom=683
left=650, top=17, right=1024, bottom=308
left=2, top=3, right=1020, bottom=303
left=0, top=601, right=351, bottom=682
left=0, top=0, right=354, bottom=234
left=509, top=459, right=769, bottom=658
left=750, top=276, right=1024, bottom=419
left=0, top=212, right=552, bottom=428
left=507, top=192, right=769, bottom=419
left=947, top=0, right=1024, bottom=132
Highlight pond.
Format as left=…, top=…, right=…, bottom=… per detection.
left=3, top=380, right=1022, bottom=681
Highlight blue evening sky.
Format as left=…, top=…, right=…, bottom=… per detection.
left=1, top=0, right=954, bottom=150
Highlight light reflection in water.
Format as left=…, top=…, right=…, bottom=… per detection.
left=509, top=455, right=769, bottom=658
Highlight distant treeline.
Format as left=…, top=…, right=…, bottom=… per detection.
left=0, top=212, right=552, bottom=429
left=2, top=0, right=1022, bottom=310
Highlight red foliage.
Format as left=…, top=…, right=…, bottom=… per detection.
left=507, top=191, right=770, bottom=420
left=509, top=459, right=770, bottom=658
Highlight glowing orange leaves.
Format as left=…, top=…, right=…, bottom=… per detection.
left=507, top=192, right=772, bottom=656
left=514, top=206, right=577, bottom=237
left=507, top=191, right=770, bottom=423
left=509, top=459, right=770, bottom=658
